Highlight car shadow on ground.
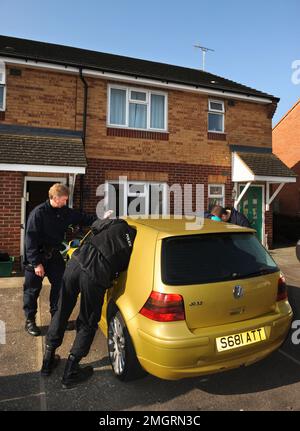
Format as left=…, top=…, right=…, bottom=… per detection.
left=2, top=345, right=299, bottom=411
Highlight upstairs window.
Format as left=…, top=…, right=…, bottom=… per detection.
left=0, top=62, right=6, bottom=111
left=208, top=99, right=224, bottom=133
left=129, top=90, right=147, bottom=129
left=108, top=85, right=167, bottom=131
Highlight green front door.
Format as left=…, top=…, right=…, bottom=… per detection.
left=239, top=185, right=263, bottom=241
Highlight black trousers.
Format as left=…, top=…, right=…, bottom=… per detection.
left=23, top=252, right=65, bottom=320
left=46, top=258, right=106, bottom=359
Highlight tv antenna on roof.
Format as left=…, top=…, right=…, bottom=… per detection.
left=194, top=44, right=215, bottom=71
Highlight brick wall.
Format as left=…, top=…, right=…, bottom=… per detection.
left=74, top=158, right=233, bottom=215
left=273, top=101, right=300, bottom=167
left=2, top=65, right=273, bottom=169
left=0, top=63, right=276, bottom=257
left=4, top=66, right=78, bottom=129
left=265, top=209, right=273, bottom=249
left=75, top=158, right=277, bottom=246
left=83, top=79, right=272, bottom=167
left=227, top=100, right=273, bottom=148
left=273, top=101, right=300, bottom=216
left=0, top=171, right=23, bottom=264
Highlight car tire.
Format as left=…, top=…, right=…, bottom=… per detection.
left=107, top=310, right=146, bottom=381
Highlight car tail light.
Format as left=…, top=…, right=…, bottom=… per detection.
left=140, top=291, right=185, bottom=322
left=277, top=273, right=287, bottom=301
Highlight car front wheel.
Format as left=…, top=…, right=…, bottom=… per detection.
left=107, top=310, right=146, bottom=381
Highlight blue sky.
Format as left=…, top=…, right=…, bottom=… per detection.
left=1, top=0, right=299, bottom=125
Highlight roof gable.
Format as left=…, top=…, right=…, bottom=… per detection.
left=273, top=98, right=300, bottom=130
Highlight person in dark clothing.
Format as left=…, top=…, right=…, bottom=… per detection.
left=221, top=206, right=251, bottom=227
left=23, top=183, right=97, bottom=337
left=40, top=217, right=136, bottom=389
left=204, top=205, right=227, bottom=221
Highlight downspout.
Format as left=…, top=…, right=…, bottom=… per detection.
left=79, top=68, right=88, bottom=212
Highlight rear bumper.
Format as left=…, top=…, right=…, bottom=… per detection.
left=127, top=302, right=293, bottom=380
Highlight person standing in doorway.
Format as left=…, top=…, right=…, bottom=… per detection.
left=23, top=183, right=97, bottom=336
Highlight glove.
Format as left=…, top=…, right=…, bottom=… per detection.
left=103, top=210, right=114, bottom=219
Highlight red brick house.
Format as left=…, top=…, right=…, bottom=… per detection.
left=273, top=99, right=300, bottom=217
left=0, top=35, right=296, bottom=267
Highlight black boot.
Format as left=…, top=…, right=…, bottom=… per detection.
left=25, top=319, right=41, bottom=336
left=41, top=345, right=60, bottom=376
left=61, top=354, right=93, bottom=389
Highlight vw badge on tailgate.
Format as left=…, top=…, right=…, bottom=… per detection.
left=233, top=285, right=244, bottom=299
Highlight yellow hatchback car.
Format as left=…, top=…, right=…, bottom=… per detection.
left=69, top=217, right=293, bottom=381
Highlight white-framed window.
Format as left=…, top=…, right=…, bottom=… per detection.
left=208, top=184, right=225, bottom=210
left=0, top=62, right=6, bottom=111
left=106, top=180, right=168, bottom=217
left=208, top=99, right=224, bottom=133
left=108, top=84, right=168, bottom=131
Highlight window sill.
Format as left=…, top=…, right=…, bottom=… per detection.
left=207, top=132, right=226, bottom=141
left=107, top=127, right=169, bottom=140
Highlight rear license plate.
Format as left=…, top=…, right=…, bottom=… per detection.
left=216, top=327, right=267, bottom=352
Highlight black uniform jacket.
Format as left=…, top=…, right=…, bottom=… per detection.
left=25, top=200, right=97, bottom=267
left=71, top=218, right=137, bottom=288
left=229, top=208, right=251, bottom=228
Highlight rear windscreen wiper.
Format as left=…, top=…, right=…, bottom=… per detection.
left=231, top=267, right=278, bottom=279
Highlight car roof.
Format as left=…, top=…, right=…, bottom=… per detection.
left=125, top=217, right=254, bottom=237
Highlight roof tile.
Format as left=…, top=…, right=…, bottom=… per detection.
left=237, top=152, right=296, bottom=178
left=0, top=35, right=278, bottom=101
left=0, top=132, right=87, bottom=167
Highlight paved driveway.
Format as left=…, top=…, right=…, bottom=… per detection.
left=0, top=246, right=300, bottom=411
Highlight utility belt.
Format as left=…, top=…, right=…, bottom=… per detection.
left=24, top=245, right=61, bottom=272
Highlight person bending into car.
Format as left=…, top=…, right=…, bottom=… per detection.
left=40, top=217, right=136, bottom=389
left=204, top=205, right=226, bottom=221
left=221, top=206, right=251, bottom=227
left=23, top=183, right=97, bottom=337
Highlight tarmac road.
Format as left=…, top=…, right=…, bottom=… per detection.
left=0, top=245, right=300, bottom=411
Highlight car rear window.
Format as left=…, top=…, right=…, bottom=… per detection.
left=161, top=233, right=279, bottom=285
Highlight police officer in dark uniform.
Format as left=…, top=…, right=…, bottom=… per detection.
left=40, top=217, right=136, bottom=389
left=24, top=183, right=97, bottom=337
left=221, top=206, right=251, bottom=227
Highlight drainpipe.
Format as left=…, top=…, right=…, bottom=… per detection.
left=79, top=68, right=88, bottom=212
